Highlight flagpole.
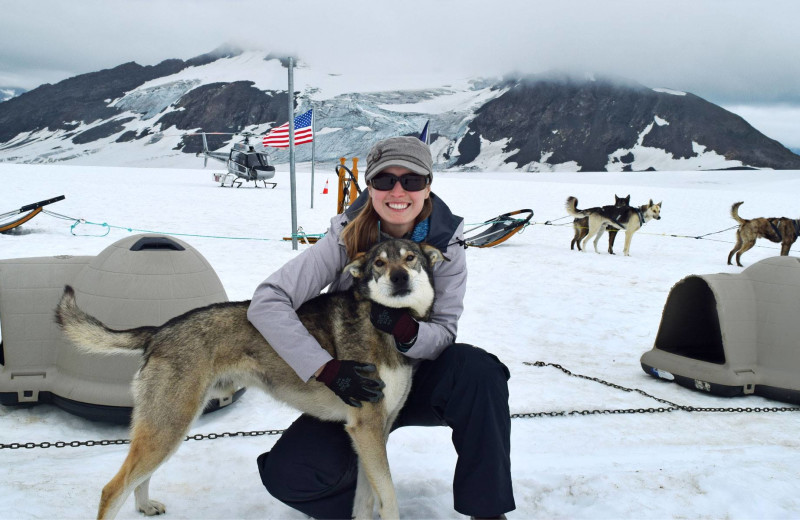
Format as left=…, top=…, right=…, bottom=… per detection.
left=288, top=58, right=298, bottom=251
left=310, top=104, right=315, bottom=209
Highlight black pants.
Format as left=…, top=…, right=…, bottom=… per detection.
left=257, top=343, right=515, bottom=519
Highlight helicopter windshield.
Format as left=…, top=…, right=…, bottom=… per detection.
left=246, top=153, right=270, bottom=168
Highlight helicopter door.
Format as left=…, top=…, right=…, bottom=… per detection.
left=249, top=153, right=276, bottom=180
left=228, top=151, right=248, bottom=177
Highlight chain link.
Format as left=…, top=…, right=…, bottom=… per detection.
left=6, top=362, right=800, bottom=450
left=512, top=361, right=800, bottom=419
left=0, top=429, right=285, bottom=451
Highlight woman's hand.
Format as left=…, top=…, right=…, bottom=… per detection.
left=370, top=303, right=419, bottom=352
left=315, top=359, right=385, bottom=407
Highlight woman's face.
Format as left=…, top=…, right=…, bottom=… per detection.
left=368, top=165, right=431, bottom=238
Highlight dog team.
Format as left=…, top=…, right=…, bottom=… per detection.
left=566, top=194, right=662, bottom=256
left=567, top=195, right=799, bottom=266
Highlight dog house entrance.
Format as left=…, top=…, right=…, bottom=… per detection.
left=653, top=276, right=726, bottom=364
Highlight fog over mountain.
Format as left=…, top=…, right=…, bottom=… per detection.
left=1, top=48, right=799, bottom=172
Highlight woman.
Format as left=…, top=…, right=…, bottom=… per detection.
left=247, top=136, right=515, bottom=519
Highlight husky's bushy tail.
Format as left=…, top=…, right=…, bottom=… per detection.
left=565, top=196, right=587, bottom=217
left=730, top=201, right=746, bottom=225
left=55, top=285, right=154, bottom=355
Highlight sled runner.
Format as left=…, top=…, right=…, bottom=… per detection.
left=462, top=209, right=533, bottom=248
left=0, top=195, right=65, bottom=233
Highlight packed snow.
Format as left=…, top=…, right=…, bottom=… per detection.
left=2, top=163, right=800, bottom=519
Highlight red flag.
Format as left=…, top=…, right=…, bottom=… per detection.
left=263, top=109, right=313, bottom=148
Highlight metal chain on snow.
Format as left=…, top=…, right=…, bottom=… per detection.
left=510, top=361, right=800, bottom=419
left=6, top=362, right=800, bottom=450
left=0, top=429, right=285, bottom=451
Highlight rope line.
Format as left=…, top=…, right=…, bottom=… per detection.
left=42, top=210, right=289, bottom=242
left=533, top=216, right=790, bottom=251
left=34, top=209, right=793, bottom=254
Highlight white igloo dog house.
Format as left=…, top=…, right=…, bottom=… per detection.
left=641, top=256, right=800, bottom=404
left=0, top=234, right=240, bottom=423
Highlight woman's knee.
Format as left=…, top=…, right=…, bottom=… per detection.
left=443, top=343, right=511, bottom=383
left=257, top=416, right=357, bottom=502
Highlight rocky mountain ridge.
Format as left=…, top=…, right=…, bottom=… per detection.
left=1, top=48, right=799, bottom=171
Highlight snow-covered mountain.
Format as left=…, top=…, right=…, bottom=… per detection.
left=0, top=87, right=26, bottom=103
left=1, top=46, right=799, bottom=171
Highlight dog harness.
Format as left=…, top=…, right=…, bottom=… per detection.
left=768, top=219, right=784, bottom=241
left=635, top=208, right=645, bottom=226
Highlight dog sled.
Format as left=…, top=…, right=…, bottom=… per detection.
left=0, top=195, right=65, bottom=233
left=462, top=209, right=533, bottom=248
left=279, top=209, right=534, bottom=248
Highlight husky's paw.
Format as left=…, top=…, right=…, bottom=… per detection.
left=138, top=500, right=166, bottom=516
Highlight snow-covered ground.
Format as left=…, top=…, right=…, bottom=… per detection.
left=2, top=163, right=800, bottom=519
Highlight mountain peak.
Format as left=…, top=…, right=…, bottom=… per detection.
left=1, top=57, right=798, bottom=171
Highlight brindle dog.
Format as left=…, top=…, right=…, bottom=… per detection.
left=727, top=201, right=800, bottom=267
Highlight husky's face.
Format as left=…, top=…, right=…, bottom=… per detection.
left=646, top=200, right=662, bottom=220
left=346, top=239, right=446, bottom=319
left=615, top=194, right=630, bottom=206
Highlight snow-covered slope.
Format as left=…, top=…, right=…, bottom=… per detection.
left=1, top=49, right=799, bottom=171
left=3, top=164, right=800, bottom=519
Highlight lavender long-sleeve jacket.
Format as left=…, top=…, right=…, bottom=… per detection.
left=247, top=193, right=467, bottom=382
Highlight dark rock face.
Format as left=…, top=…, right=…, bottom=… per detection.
left=0, top=60, right=188, bottom=142
left=2, top=58, right=800, bottom=170
left=460, top=75, right=800, bottom=170
left=158, top=82, right=290, bottom=154
left=73, top=117, right=135, bottom=145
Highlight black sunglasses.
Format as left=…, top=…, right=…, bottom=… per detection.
left=369, top=172, right=430, bottom=192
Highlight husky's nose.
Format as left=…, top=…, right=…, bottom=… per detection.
left=390, top=268, right=409, bottom=286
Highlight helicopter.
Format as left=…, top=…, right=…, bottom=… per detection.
left=193, top=131, right=277, bottom=188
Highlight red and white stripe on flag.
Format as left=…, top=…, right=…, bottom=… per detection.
left=262, top=109, right=313, bottom=148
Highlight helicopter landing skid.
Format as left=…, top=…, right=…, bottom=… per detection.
left=212, top=172, right=277, bottom=189
left=232, top=179, right=278, bottom=189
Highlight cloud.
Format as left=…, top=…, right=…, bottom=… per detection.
left=725, top=104, right=800, bottom=151
left=1, top=0, right=800, bottom=107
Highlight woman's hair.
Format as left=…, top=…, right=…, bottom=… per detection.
left=340, top=193, right=433, bottom=259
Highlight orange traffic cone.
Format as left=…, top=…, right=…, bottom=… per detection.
left=321, top=179, right=329, bottom=194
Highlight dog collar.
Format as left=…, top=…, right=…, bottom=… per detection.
left=636, top=208, right=645, bottom=226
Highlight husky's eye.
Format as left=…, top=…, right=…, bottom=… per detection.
left=375, top=259, right=385, bottom=267
left=405, top=254, right=416, bottom=262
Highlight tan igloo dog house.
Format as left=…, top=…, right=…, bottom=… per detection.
left=641, top=256, right=800, bottom=404
left=0, top=234, right=241, bottom=424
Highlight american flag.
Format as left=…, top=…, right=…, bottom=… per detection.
left=262, top=109, right=314, bottom=148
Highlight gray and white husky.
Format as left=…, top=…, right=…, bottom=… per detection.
left=55, top=238, right=445, bottom=520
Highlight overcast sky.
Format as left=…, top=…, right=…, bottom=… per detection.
left=2, top=0, right=799, bottom=106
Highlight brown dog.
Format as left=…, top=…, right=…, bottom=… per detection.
left=727, top=201, right=800, bottom=266
left=570, top=195, right=630, bottom=253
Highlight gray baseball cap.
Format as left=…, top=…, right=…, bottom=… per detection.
left=365, top=136, right=433, bottom=182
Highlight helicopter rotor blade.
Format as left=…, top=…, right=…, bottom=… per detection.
left=201, top=133, right=210, bottom=168
left=183, top=132, right=236, bottom=136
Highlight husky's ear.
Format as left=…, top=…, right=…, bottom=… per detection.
left=649, top=199, right=654, bottom=206
left=344, top=252, right=367, bottom=278
left=421, top=244, right=448, bottom=265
